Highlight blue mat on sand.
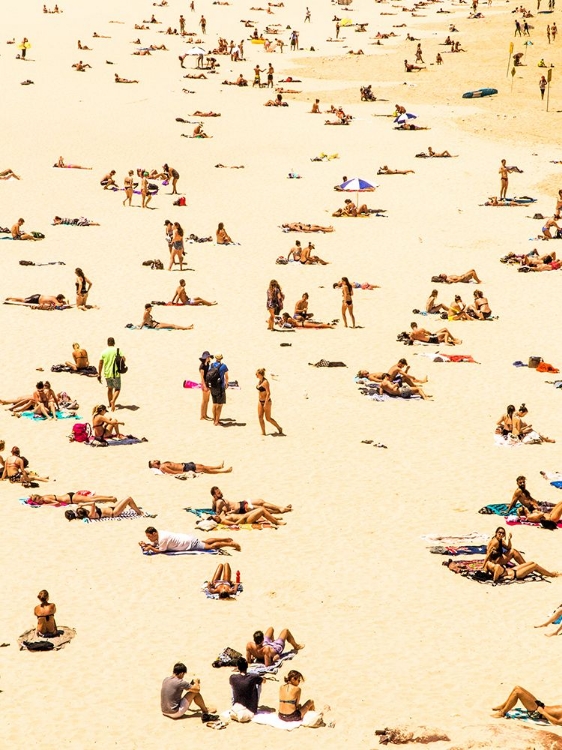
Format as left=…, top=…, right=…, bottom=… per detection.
left=21, top=410, right=81, bottom=421
left=185, top=507, right=214, bottom=517
left=479, top=502, right=554, bottom=516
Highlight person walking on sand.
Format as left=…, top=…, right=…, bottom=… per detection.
left=256, top=368, right=283, bottom=436
left=161, top=662, right=217, bottom=722
left=515, top=19, right=522, bottom=36
left=304, top=7, right=311, bottom=22
left=547, top=24, right=551, bottom=43
left=123, top=170, right=134, bottom=206
left=267, top=280, right=284, bottom=330
left=540, top=75, right=547, bottom=99
left=141, top=171, right=152, bottom=209
left=199, top=351, right=212, bottom=420
left=98, top=337, right=125, bottom=412
left=207, top=354, right=229, bottom=426
left=200, top=14, right=206, bottom=33
left=552, top=22, right=558, bottom=41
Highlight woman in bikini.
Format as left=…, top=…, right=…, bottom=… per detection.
left=216, top=222, right=233, bottom=245
left=27, top=491, right=117, bottom=505
left=169, top=222, right=185, bottom=270
left=339, top=277, right=355, bottom=328
left=207, top=562, right=239, bottom=599
left=496, top=404, right=515, bottom=436
left=64, top=496, right=147, bottom=521
left=517, top=500, right=562, bottom=527
left=278, top=671, right=315, bottom=723
left=123, top=170, right=134, bottom=206
left=92, top=404, right=125, bottom=439
left=484, top=527, right=525, bottom=569
left=483, top=535, right=558, bottom=582
left=468, top=290, right=491, bottom=319
left=165, top=164, right=180, bottom=194
left=512, top=403, right=555, bottom=443
left=267, top=280, right=284, bottom=331
left=35, top=590, right=58, bottom=637
left=447, top=295, right=472, bottom=321
left=75, top=267, right=92, bottom=310
left=256, top=368, right=283, bottom=436
left=493, top=686, right=562, bottom=723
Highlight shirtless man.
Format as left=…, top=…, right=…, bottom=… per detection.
left=387, top=358, right=428, bottom=385
left=377, top=165, right=414, bottom=175
left=293, top=292, right=312, bottom=319
left=425, top=289, right=448, bottom=313
left=246, top=628, right=304, bottom=666
left=506, top=475, right=541, bottom=514
left=6, top=294, right=68, bottom=308
left=409, top=321, right=461, bottom=346
left=148, top=459, right=232, bottom=474
left=141, top=172, right=152, bottom=208
left=72, top=60, right=91, bottom=71
left=279, top=312, right=335, bottom=329
left=299, top=242, right=329, bottom=264
left=499, top=159, right=510, bottom=201
left=210, top=486, right=292, bottom=515
left=115, top=74, right=139, bottom=83
left=171, top=279, right=216, bottom=306
left=542, top=217, right=560, bottom=240
left=427, top=147, right=451, bottom=157
left=11, top=218, right=38, bottom=241
left=141, top=304, right=193, bottom=330
left=433, top=269, right=481, bottom=284
left=101, top=170, right=117, bottom=189
left=65, top=342, right=90, bottom=371
left=310, top=98, right=321, bottom=113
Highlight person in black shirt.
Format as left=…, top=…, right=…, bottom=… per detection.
left=229, top=657, right=263, bottom=715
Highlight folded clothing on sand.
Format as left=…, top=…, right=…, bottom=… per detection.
left=19, top=626, right=76, bottom=651
left=429, top=545, right=488, bottom=556
left=51, top=364, right=98, bottom=377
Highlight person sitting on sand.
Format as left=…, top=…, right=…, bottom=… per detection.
left=216, top=222, right=233, bottom=244
left=299, top=242, right=329, bottom=265
left=35, top=590, right=58, bottom=637
left=310, top=98, right=322, bottom=113
left=506, top=475, right=541, bottom=514
left=492, top=686, right=562, bottom=722
left=387, top=358, right=428, bottom=386
left=161, top=662, right=217, bottom=722
left=171, top=279, right=216, bottom=306
left=278, top=312, right=335, bottom=329
left=191, top=123, right=210, bottom=137
left=432, top=269, right=482, bottom=283
left=77, top=40, right=91, bottom=50
left=92, top=404, right=125, bottom=440
left=279, top=671, right=315, bottom=723
left=140, top=526, right=241, bottom=553
left=542, top=217, right=561, bottom=240
left=425, top=289, right=449, bottom=314
left=210, top=486, right=292, bottom=515
left=64, top=496, right=150, bottom=521
left=141, top=303, right=194, bottom=330
left=448, top=295, right=472, bottom=321
left=149, top=459, right=233, bottom=475
left=377, top=165, right=414, bottom=175
left=512, top=403, right=555, bottom=443
left=115, top=73, right=139, bottom=83
left=222, top=74, right=248, bottom=85
left=379, top=373, right=432, bottom=400
left=26, top=491, right=117, bottom=506
left=484, top=527, right=525, bottom=572
left=6, top=294, right=67, bottom=308
left=264, top=94, right=287, bottom=107
left=2, top=446, right=48, bottom=485
left=409, top=321, right=462, bottom=346
left=207, top=563, right=239, bottom=598
left=484, top=554, right=559, bottom=583
left=246, top=627, right=304, bottom=666
left=467, top=290, right=492, bottom=319
left=11, top=218, right=39, bottom=241
left=404, top=59, right=425, bottom=71
left=282, top=223, right=334, bottom=233
left=332, top=199, right=369, bottom=217
left=535, top=609, right=562, bottom=637
left=72, top=60, right=91, bottom=71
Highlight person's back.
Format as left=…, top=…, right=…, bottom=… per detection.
left=73, top=347, right=89, bottom=369
left=157, top=530, right=198, bottom=552
left=35, top=590, right=57, bottom=636
left=100, top=343, right=118, bottom=379
left=161, top=674, right=189, bottom=714
left=230, top=658, right=262, bottom=714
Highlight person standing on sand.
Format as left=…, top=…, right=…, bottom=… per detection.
left=208, top=354, right=229, bottom=426
left=179, top=15, right=185, bottom=34
left=256, top=368, right=283, bottom=436
left=267, top=63, right=274, bottom=88
left=547, top=24, right=551, bottom=43
left=338, top=277, right=356, bottom=328
left=515, top=19, right=522, bottom=36
left=141, top=171, right=152, bottom=208
left=199, top=351, right=212, bottom=420
left=552, top=22, right=557, bottom=41
left=336, top=20, right=340, bottom=38
left=98, top=337, right=125, bottom=412
left=540, top=75, right=547, bottom=99
left=267, top=280, right=284, bottom=330
left=200, top=14, right=206, bottom=33
left=123, top=170, right=134, bottom=206
left=499, top=159, right=509, bottom=201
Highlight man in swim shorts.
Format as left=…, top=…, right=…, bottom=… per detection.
left=246, top=627, right=304, bottom=667
left=148, top=459, right=232, bottom=474
left=140, top=526, right=241, bottom=553
left=11, top=218, right=38, bottom=241
left=409, top=321, right=461, bottom=346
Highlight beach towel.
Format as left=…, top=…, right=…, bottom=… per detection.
left=429, top=545, right=488, bottom=556
left=422, top=532, right=490, bottom=546
left=141, top=548, right=221, bottom=556
left=19, top=626, right=76, bottom=651
left=213, top=522, right=277, bottom=531
left=505, top=708, right=550, bottom=725
left=505, top=514, right=562, bottom=529
left=21, top=409, right=80, bottom=420
left=85, top=436, right=147, bottom=447
left=248, top=651, right=296, bottom=675
left=415, top=352, right=478, bottom=363
left=309, top=360, right=347, bottom=367
left=185, top=507, right=214, bottom=517
left=479, top=502, right=554, bottom=516
left=252, top=712, right=303, bottom=731
left=183, top=380, right=202, bottom=388
left=494, top=432, right=545, bottom=447
left=19, top=496, right=70, bottom=507
left=50, top=364, right=98, bottom=377
left=443, top=558, right=547, bottom=585
left=81, top=509, right=155, bottom=523
left=203, top=582, right=243, bottom=599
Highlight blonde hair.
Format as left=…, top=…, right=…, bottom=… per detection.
left=92, top=404, right=106, bottom=415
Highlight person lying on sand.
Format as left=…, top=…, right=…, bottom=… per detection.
left=171, top=279, right=216, bottom=305
left=141, top=303, right=193, bottom=330
left=483, top=556, right=559, bottom=583
left=53, top=216, right=99, bottom=226
left=140, top=526, right=241, bottom=553
left=535, top=609, right=562, bottom=637
left=6, top=294, right=68, bottom=308
left=206, top=563, right=239, bottom=598
left=222, top=74, right=248, bottom=85
left=115, top=73, right=138, bottom=83
left=278, top=312, right=335, bottom=329
left=193, top=110, right=220, bottom=116
left=246, top=627, right=304, bottom=666
left=484, top=196, right=521, bottom=206
left=210, top=486, right=292, bottom=514
left=517, top=500, right=562, bottom=526
left=77, top=40, right=91, bottom=50
left=378, top=165, right=414, bottom=175
left=27, top=491, right=117, bottom=505
left=65, top=496, right=152, bottom=521
left=0, top=168, right=21, bottom=180
left=409, top=321, right=461, bottom=346
left=212, top=506, right=287, bottom=526
left=404, top=59, right=425, bottom=71
left=265, top=93, right=287, bottom=106
left=417, top=147, right=454, bottom=158
left=432, top=270, right=481, bottom=283
left=11, top=218, right=40, bottom=241
left=54, top=156, right=92, bottom=169
left=282, top=223, right=334, bottom=233
left=184, top=72, right=207, bottom=78
left=377, top=373, right=432, bottom=399
left=93, top=31, right=111, bottom=37
left=149, top=459, right=232, bottom=475
left=72, top=60, right=91, bottom=71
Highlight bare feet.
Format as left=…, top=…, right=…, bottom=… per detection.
left=232, top=542, right=241, bottom=551
left=294, top=643, right=305, bottom=652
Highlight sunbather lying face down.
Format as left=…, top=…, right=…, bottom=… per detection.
left=28, top=492, right=117, bottom=505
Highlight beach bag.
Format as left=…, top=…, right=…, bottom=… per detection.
left=31, top=232, right=45, bottom=239
left=115, top=348, right=128, bottom=374
left=205, top=364, right=222, bottom=389
left=23, top=640, right=54, bottom=651
left=528, top=356, right=543, bottom=369
left=537, top=362, right=559, bottom=373
left=196, top=518, right=218, bottom=531
left=71, top=423, right=91, bottom=443
left=301, top=711, right=324, bottom=728
left=212, top=646, right=243, bottom=668
left=229, top=704, right=254, bottom=723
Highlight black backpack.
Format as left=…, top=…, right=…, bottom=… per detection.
left=115, top=348, right=128, bottom=375
left=205, top=364, right=222, bottom=389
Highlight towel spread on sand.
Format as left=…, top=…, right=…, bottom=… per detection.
left=50, top=364, right=99, bottom=377
left=20, top=496, right=70, bottom=507
left=203, top=582, right=243, bottom=599
left=505, top=515, right=562, bottom=529
left=252, top=712, right=303, bottom=731
left=494, top=432, right=545, bottom=447
left=444, top=558, right=547, bottom=585
left=86, top=437, right=146, bottom=447
left=247, top=651, right=296, bottom=675
left=185, top=507, right=214, bottom=517
left=429, top=545, right=488, bottom=556
left=422, top=532, right=490, bottom=546
left=506, top=708, right=550, bottom=725
left=213, top=522, right=277, bottom=531
left=479, top=502, right=554, bottom=516
left=19, top=626, right=76, bottom=651
left=81, top=509, right=153, bottom=523
left=415, top=351, right=478, bottom=363
left=141, top=548, right=221, bottom=556
left=21, top=409, right=80, bottom=420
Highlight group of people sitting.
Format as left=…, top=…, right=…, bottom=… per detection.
left=496, top=404, right=555, bottom=444
left=423, top=290, right=493, bottom=319
left=357, top=358, right=432, bottom=400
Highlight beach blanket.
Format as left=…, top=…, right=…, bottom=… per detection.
left=203, top=582, right=243, bottom=599
left=183, top=380, right=202, bottom=388
left=494, top=431, right=544, bottom=447
left=248, top=651, right=296, bottom=675
left=252, top=712, right=303, bottom=731
left=429, top=545, right=488, bottom=556
left=141, top=548, right=221, bottom=556
left=309, top=360, right=347, bottom=367
left=185, top=507, right=214, bottom=517
left=51, top=364, right=98, bottom=377
left=422, top=532, right=490, bottom=546
left=21, top=409, right=80, bottom=420
left=479, top=502, right=554, bottom=516
left=85, top=436, right=146, bottom=447
left=213, top=523, right=277, bottom=531
left=356, top=381, right=422, bottom=402
left=20, top=496, right=70, bottom=507
left=505, top=515, right=562, bottom=529
left=19, top=626, right=76, bottom=651
left=506, top=707, right=550, bottom=726
left=81, top=509, right=155, bottom=523
left=443, top=558, right=547, bottom=585
left=415, top=352, right=478, bottom=363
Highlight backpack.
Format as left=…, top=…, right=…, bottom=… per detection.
left=115, top=348, right=128, bottom=374
left=212, top=646, right=242, bottom=668
left=205, top=364, right=222, bottom=389
left=71, top=423, right=91, bottom=443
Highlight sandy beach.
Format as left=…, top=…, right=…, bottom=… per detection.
left=2, top=0, right=562, bottom=747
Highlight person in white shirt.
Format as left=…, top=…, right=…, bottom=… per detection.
left=139, top=526, right=240, bottom=553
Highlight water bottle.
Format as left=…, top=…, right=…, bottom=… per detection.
left=236, top=570, right=241, bottom=584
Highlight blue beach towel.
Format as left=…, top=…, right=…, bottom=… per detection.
left=21, top=410, right=81, bottom=421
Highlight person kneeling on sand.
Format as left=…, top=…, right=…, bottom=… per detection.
left=161, top=661, right=218, bottom=721
left=492, top=686, right=562, bottom=723
left=149, top=459, right=232, bottom=474
left=140, top=526, right=241, bottom=553
left=409, top=321, right=461, bottom=346
left=246, top=627, right=304, bottom=666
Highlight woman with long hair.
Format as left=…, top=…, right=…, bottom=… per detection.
left=168, top=222, right=185, bottom=271
left=267, top=280, right=284, bottom=330
left=75, top=267, right=92, bottom=310
left=256, top=368, right=283, bottom=435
